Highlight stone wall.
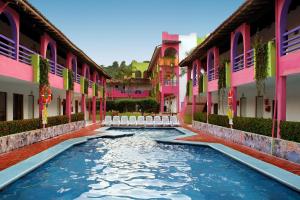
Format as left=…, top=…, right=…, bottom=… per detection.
left=0, top=121, right=85, bottom=154
left=193, top=121, right=300, bottom=164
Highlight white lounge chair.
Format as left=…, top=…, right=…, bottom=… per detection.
left=103, top=116, right=112, bottom=126
left=162, top=116, right=170, bottom=127
left=112, top=116, right=120, bottom=126
left=145, top=116, right=154, bottom=127
left=120, top=116, right=129, bottom=126
left=154, top=116, right=163, bottom=127
left=170, top=116, right=180, bottom=126
left=128, top=116, right=137, bottom=126
left=137, top=116, right=145, bottom=126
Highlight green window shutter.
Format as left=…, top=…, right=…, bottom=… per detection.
left=92, top=83, right=96, bottom=96
left=225, top=62, right=231, bottom=88
left=80, top=77, right=85, bottom=94
left=31, top=54, right=40, bottom=83
left=267, top=40, right=276, bottom=77
left=63, top=68, right=69, bottom=90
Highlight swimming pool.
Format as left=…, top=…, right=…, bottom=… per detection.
left=0, top=128, right=300, bottom=199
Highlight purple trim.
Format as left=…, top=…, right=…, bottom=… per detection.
left=208, top=51, right=215, bottom=81
left=19, top=44, right=37, bottom=65
left=280, top=0, right=292, bottom=56
left=3, top=11, right=18, bottom=60
left=232, top=32, right=245, bottom=72
left=192, top=63, right=197, bottom=86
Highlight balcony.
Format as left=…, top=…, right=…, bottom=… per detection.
left=107, top=89, right=150, bottom=99
left=282, top=25, right=300, bottom=55
left=0, top=33, right=93, bottom=91
left=159, top=57, right=178, bottom=66
left=208, top=66, right=218, bottom=81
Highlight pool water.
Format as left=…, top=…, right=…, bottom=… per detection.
left=1, top=129, right=299, bottom=200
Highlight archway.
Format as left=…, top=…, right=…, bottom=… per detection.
left=164, top=47, right=177, bottom=57
left=0, top=11, right=17, bottom=59
left=46, top=42, right=56, bottom=74
left=232, top=32, right=244, bottom=72
left=280, top=0, right=300, bottom=55
left=207, top=51, right=215, bottom=81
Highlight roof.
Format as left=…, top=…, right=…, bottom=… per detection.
left=179, top=0, right=274, bottom=67
left=9, top=0, right=111, bottom=79
left=147, top=45, right=161, bottom=72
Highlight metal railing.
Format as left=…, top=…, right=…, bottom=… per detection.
left=282, top=25, right=300, bottom=55
left=246, top=49, right=254, bottom=67
left=0, top=34, right=16, bottom=59
left=19, top=44, right=37, bottom=65
left=233, top=53, right=244, bottom=72
left=164, top=79, right=178, bottom=86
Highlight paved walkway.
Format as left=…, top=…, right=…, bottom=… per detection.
left=1, top=123, right=300, bottom=176
left=0, top=124, right=101, bottom=171
left=180, top=124, right=300, bottom=176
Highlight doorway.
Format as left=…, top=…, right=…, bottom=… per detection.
left=256, top=96, right=264, bottom=118
left=28, top=95, right=34, bottom=119
left=240, top=96, right=247, bottom=117
left=0, top=92, right=6, bottom=121
left=13, top=93, right=23, bottom=120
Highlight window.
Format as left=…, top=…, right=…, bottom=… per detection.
left=0, top=92, right=6, bottom=121
left=13, top=93, right=23, bottom=120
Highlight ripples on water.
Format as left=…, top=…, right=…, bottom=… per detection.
left=1, top=129, right=300, bottom=200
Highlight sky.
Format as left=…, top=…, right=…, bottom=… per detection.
left=28, top=0, right=244, bottom=67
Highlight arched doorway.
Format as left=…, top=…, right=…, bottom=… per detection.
left=0, top=11, right=17, bottom=59
left=232, top=32, right=244, bottom=72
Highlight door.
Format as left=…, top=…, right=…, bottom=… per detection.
left=62, top=99, right=66, bottom=115
left=213, top=103, right=218, bottom=114
left=13, top=93, right=23, bottom=120
left=75, top=100, right=79, bottom=113
left=240, top=97, right=247, bottom=117
left=0, top=92, right=6, bottom=121
left=256, top=96, right=264, bottom=118
left=28, top=95, right=34, bottom=119
left=57, top=97, right=61, bottom=115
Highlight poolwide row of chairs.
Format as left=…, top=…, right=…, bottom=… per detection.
left=103, top=115, right=180, bottom=127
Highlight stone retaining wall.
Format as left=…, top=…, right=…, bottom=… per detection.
left=0, top=121, right=85, bottom=154
left=193, top=121, right=300, bottom=164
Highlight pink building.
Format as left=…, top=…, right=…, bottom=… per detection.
left=180, top=0, right=300, bottom=137
left=147, top=32, right=180, bottom=113
left=0, top=0, right=110, bottom=123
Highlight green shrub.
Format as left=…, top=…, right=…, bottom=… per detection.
left=84, top=78, right=89, bottom=94
left=194, top=112, right=207, bottom=123
left=106, top=99, right=159, bottom=113
left=208, top=114, right=229, bottom=128
left=280, top=121, right=300, bottom=143
left=0, top=119, right=40, bottom=137
left=71, top=112, right=85, bottom=122
left=233, top=116, right=273, bottom=136
left=184, top=114, right=192, bottom=124
left=47, top=115, right=69, bottom=127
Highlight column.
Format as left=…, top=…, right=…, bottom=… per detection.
left=92, top=96, right=96, bottom=123
left=232, top=87, right=238, bottom=116
left=207, top=92, right=212, bottom=115
left=277, top=76, right=286, bottom=138
left=81, top=94, right=86, bottom=119
left=160, top=93, right=164, bottom=113
left=100, top=98, right=103, bottom=121
left=66, top=91, right=71, bottom=122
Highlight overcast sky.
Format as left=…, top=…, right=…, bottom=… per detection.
left=29, top=0, right=244, bottom=66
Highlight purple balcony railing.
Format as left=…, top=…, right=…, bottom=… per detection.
left=0, top=34, right=16, bottom=59
left=246, top=49, right=254, bottom=67
left=19, top=45, right=37, bottom=65
left=88, top=80, right=93, bottom=88
left=56, top=63, right=65, bottom=77
left=164, top=79, right=178, bottom=86
left=282, top=25, right=300, bottom=55
left=48, top=59, right=55, bottom=74
left=208, top=66, right=214, bottom=81
left=76, top=74, right=81, bottom=84
left=233, top=53, right=244, bottom=72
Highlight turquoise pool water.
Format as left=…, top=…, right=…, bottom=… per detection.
left=1, top=128, right=299, bottom=199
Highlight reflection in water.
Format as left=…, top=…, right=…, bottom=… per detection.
left=1, top=129, right=300, bottom=200
left=77, top=134, right=193, bottom=199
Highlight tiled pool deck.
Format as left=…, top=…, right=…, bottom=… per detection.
left=1, top=123, right=300, bottom=190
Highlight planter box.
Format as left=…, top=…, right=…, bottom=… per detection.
left=0, top=121, right=85, bottom=154
left=193, top=120, right=300, bottom=164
